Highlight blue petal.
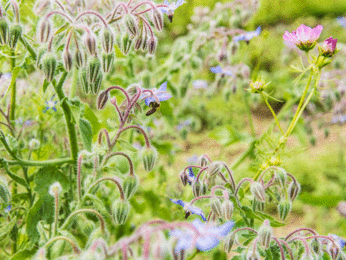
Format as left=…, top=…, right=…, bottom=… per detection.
left=189, top=206, right=206, bottom=221
left=210, top=66, right=223, bottom=74
left=164, top=0, right=169, bottom=5
left=191, top=219, right=205, bottom=232
left=188, top=167, right=195, bottom=178
left=212, top=221, right=234, bottom=237
left=176, top=0, right=186, bottom=7
left=175, top=234, right=193, bottom=252
left=337, top=17, right=346, bottom=28
left=158, top=81, right=167, bottom=92
left=233, top=35, right=246, bottom=42
left=53, top=107, right=57, bottom=112
left=157, top=92, right=172, bottom=102
left=196, top=236, right=220, bottom=251
left=170, top=199, right=185, bottom=207
left=255, top=26, right=261, bottom=35
left=145, top=97, right=155, bottom=106
left=223, top=71, right=234, bottom=77
left=159, top=8, right=168, bottom=13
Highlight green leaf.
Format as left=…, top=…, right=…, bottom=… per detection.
left=10, top=247, right=37, bottom=260
left=117, top=139, right=138, bottom=152
left=255, top=212, right=285, bottom=227
left=5, top=167, right=29, bottom=188
left=159, top=101, right=174, bottom=125
left=0, top=217, right=17, bottom=239
left=42, top=79, right=50, bottom=93
left=34, top=166, right=69, bottom=196
left=213, top=251, right=227, bottom=260
left=26, top=195, right=54, bottom=243
left=82, top=105, right=101, bottom=138
left=79, top=118, right=93, bottom=152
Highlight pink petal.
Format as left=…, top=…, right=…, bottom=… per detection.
left=296, top=24, right=312, bottom=43
left=283, top=31, right=299, bottom=45
left=310, top=25, right=323, bottom=42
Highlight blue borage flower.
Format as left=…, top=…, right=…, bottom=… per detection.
left=170, top=199, right=206, bottom=221
left=4, top=204, right=11, bottom=214
left=210, top=66, right=234, bottom=77
left=159, top=0, right=186, bottom=22
left=328, top=234, right=346, bottom=248
left=170, top=219, right=234, bottom=252
left=337, top=17, right=346, bottom=28
left=187, top=167, right=196, bottom=185
left=44, top=95, right=58, bottom=112
left=141, top=82, right=172, bottom=106
left=193, top=80, right=208, bottom=89
left=233, top=26, right=261, bottom=42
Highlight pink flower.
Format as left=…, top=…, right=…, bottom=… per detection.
left=320, top=37, right=337, bottom=57
left=283, top=24, right=323, bottom=51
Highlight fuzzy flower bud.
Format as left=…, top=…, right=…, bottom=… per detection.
left=63, top=49, right=73, bottom=72
left=92, top=72, right=103, bottom=94
left=102, top=52, right=115, bottom=73
left=36, top=45, right=46, bottom=68
left=0, top=16, right=9, bottom=45
left=192, top=180, right=202, bottom=197
left=141, top=33, right=149, bottom=51
left=152, top=9, right=164, bottom=31
left=221, top=200, right=234, bottom=221
left=112, top=200, right=130, bottom=225
left=38, top=19, right=51, bottom=43
left=210, top=198, right=222, bottom=218
left=148, top=36, right=157, bottom=55
left=208, top=161, right=222, bottom=176
left=42, top=52, right=57, bottom=82
left=275, top=168, right=287, bottom=188
left=319, top=37, right=337, bottom=57
left=49, top=182, right=62, bottom=197
left=258, top=220, right=272, bottom=249
left=124, top=14, right=138, bottom=37
left=80, top=68, right=91, bottom=94
left=288, top=181, right=300, bottom=201
left=250, top=80, right=265, bottom=93
left=224, top=232, right=236, bottom=253
left=253, top=199, right=265, bottom=212
left=0, top=176, right=11, bottom=205
left=8, top=23, right=23, bottom=49
left=83, top=33, right=97, bottom=56
left=123, top=175, right=139, bottom=200
left=250, top=181, right=266, bottom=203
left=179, top=170, right=188, bottom=186
left=75, top=49, right=85, bottom=68
left=278, top=199, right=292, bottom=220
left=329, top=244, right=340, bottom=260
left=121, top=33, right=133, bottom=55
left=197, top=155, right=209, bottom=167
left=87, top=56, right=102, bottom=84
left=246, top=251, right=260, bottom=260
left=141, top=146, right=157, bottom=172
left=97, top=90, right=109, bottom=110
left=311, top=238, right=321, bottom=255
left=101, top=28, right=114, bottom=54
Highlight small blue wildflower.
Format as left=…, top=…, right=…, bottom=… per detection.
left=337, top=17, right=346, bottom=28
left=210, top=66, right=234, bottom=77
left=187, top=167, right=196, bottom=185
left=193, top=80, right=208, bottom=89
left=233, top=27, right=261, bottom=42
left=4, top=204, right=11, bottom=214
left=141, top=82, right=172, bottom=106
left=170, top=219, right=234, bottom=252
left=329, top=234, right=346, bottom=248
left=44, top=95, right=58, bottom=112
left=160, top=0, right=186, bottom=22
left=170, top=199, right=206, bottom=221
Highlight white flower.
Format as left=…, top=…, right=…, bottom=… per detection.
left=49, top=182, right=62, bottom=197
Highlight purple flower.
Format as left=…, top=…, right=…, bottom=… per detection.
left=187, top=167, right=196, bottom=185
left=193, top=80, right=208, bottom=89
left=210, top=66, right=234, bottom=77
left=43, top=95, right=57, bottom=112
left=141, top=82, right=172, bottom=106
left=170, top=199, right=206, bottom=221
left=337, top=17, right=346, bottom=28
left=160, top=0, right=186, bottom=22
left=4, top=204, right=11, bottom=214
left=233, top=27, right=261, bottom=42
left=170, top=219, right=234, bottom=252
left=283, top=24, right=323, bottom=52
left=320, top=37, right=337, bottom=57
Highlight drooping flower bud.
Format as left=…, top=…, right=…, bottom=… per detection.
left=152, top=9, right=164, bottom=31
left=63, top=49, right=73, bottom=72
left=80, top=68, right=91, bottom=94
left=148, top=36, right=157, bottom=55
left=83, top=33, right=97, bottom=56
left=201, top=178, right=208, bottom=195
left=311, top=238, right=321, bottom=255
left=92, top=72, right=103, bottom=94
left=329, top=244, right=340, bottom=260
left=141, top=32, right=149, bottom=51
left=8, top=23, right=23, bottom=49
left=97, top=90, right=109, bottom=110
left=197, top=155, right=209, bottom=167
left=75, top=49, right=85, bottom=68
left=278, top=199, right=292, bottom=220
left=275, top=168, right=287, bottom=188
left=134, top=26, right=145, bottom=51
left=288, top=181, right=300, bottom=201
left=123, top=175, right=139, bottom=200
left=124, top=14, right=138, bottom=37
left=250, top=181, right=266, bottom=203
left=38, top=19, right=51, bottom=43
left=179, top=170, right=188, bottom=186
left=140, top=146, right=157, bottom=172
left=0, top=16, right=9, bottom=45
left=0, top=176, right=11, bottom=205
left=121, top=33, right=133, bottom=55
left=221, top=200, right=234, bottom=220
left=112, top=200, right=130, bottom=225
left=192, top=180, right=202, bottom=197
left=258, top=220, right=272, bottom=249
left=102, top=52, right=115, bottom=73
left=36, top=45, right=47, bottom=69
left=253, top=199, right=264, bottom=212
left=101, top=28, right=114, bottom=54
left=208, top=161, right=222, bottom=176
left=210, top=198, right=222, bottom=218
left=87, top=56, right=101, bottom=84
left=224, top=232, right=236, bottom=253
left=42, top=52, right=57, bottom=82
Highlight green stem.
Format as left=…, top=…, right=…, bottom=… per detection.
left=242, top=88, right=256, bottom=137
left=261, top=93, right=284, bottom=135
left=19, top=36, right=37, bottom=60
left=70, top=67, right=78, bottom=99
left=6, top=158, right=73, bottom=167
left=187, top=250, right=199, bottom=260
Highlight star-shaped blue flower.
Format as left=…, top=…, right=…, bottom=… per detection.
left=170, top=199, right=206, bottom=221
left=337, top=17, right=346, bottom=28
left=210, top=66, right=234, bottom=77
left=43, top=95, right=57, bottom=112
left=4, top=204, right=11, bottom=214
left=159, top=0, right=186, bottom=22
left=170, top=219, right=234, bottom=252
left=329, top=234, right=346, bottom=248
left=142, top=82, right=172, bottom=106
left=187, top=167, right=196, bottom=186
left=233, top=27, right=261, bottom=42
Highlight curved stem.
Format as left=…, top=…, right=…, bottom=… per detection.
left=233, top=227, right=258, bottom=235
left=221, top=162, right=236, bottom=191
left=110, top=125, right=150, bottom=150
left=280, top=239, right=294, bottom=260
left=46, top=10, right=73, bottom=23
left=88, top=177, right=125, bottom=200
left=190, top=195, right=213, bottom=205
left=44, top=236, right=81, bottom=255
left=285, top=228, right=317, bottom=241
left=75, top=11, right=108, bottom=27
left=103, top=152, right=135, bottom=176
left=98, top=129, right=111, bottom=148
left=195, top=167, right=208, bottom=181
left=272, top=237, right=285, bottom=260
left=261, top=92, right=284, bottom=135
left=234, top=178, right=253, bottom=200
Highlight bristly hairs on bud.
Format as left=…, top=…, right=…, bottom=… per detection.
left=38, top=19, right=51, bottom=43
left=75, top=48, right=85, bottom=68
left=152, top=8, right=164, bottom=31
left=210, top=198, right=222, bottom=218
left=97, top=89, right=109, bottom=110
left=124, top=14, right=138, bottom=37
left=42, top=52, right=57, bottom=82
left=112, top=200, right=130, bottom=225
left=101, top=27, right=114, bottom=54
left=63, top=49, right=73, bottom=72
left=197, top=154, right=210, bottom=167
left=83, top=32, right=97, bottom=56
left=141, top=146, right=158, bottom=172
left=8, top=23, right=23, bottom=49
left=148, top=36, right=157, bottom=55
left=278, top=199, right=292, bottom=220
left=250, top=181, right=266, bottom=203
left=87, top=56, right=102, bottom=84
left=0, top=15, right=9, bottom=45
left=258, top=220, right=272, bottom=249
left=121, top=33, right=133, bottom=55
left=102, top=52, right=115, bottom=73
left=288, top=181, right=301, bottom=201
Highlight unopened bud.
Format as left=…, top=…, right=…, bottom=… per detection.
left=36, top=45, right=47, bottom=69
left=83, top=33, right=97, bottom=56
left=250, top=80, right=265, bottom=93
left=112, top=200, right=130, bottom=225
left=92, top=72, right=103, bottom=94
left=197, top=155, right=209, bottom=167
left=42, top=52, right=57, bottom=82
left=102, top=52, right=115, bottom=73
left=141, top=146, right=157, bottom=172
left=278, top=199, right=292, bottom=220
left=148, top=36, right=157, bottom=55
left=329, top=244, right=340, bottom=260
left=253, top=199, right=264, bottom=212
left=179, top=170, right=188, bottom=186
left=221, top=200, right=234, bottom=220
left=101, top=28, right=114, bottom=53
left=124, top=14, right=138, bottom=37
left=250, top=181, right=266, bottom=203
left=0, top=16, right=9, bottom=45
left=87, top=56, right=101, bottom=84
left=210, top=198, right=222, bottom=218
left=152, top=9, right=164, bottom=31
left=141, top=32, right=149, bottom=51
left=246, top=251, right=260, bottom=260
left=123, top=175, right=139, bottom=200
left=224, top=232, right=236, bottom=253
left=121, top=33, right=133, bottom=55
left=311, top=238, right=321, bottom=255
left=275, top=168, right=287, bottom=188
left=38, top=19, right=51, bottom=43
left=75, top=49, right=85, bottom=68
left=8, top=23, right=23, bottom=49
left=97, top=90, right=109, bottom=110
left=208, top=161, right=222, bottom=176
left=0, top=176, right=11, bottom=205
left=80, top=68, right=91, bottom=94
left=288, top=181, right=300, bottom=201
left=201, top=178, right=208, bottom=195
left=63, top=49, right=73, bottom=72
left=258, top=220, right=272, bottom=249
left=192, top=180, right=202, bottom=197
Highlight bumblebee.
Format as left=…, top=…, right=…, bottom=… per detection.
left=146, top=101, right=160, bottom=116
